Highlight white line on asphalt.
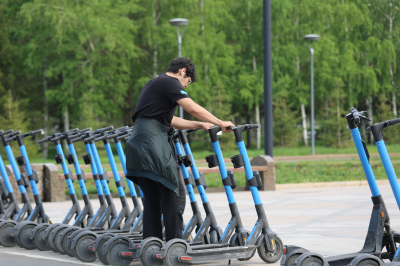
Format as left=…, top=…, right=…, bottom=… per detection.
left=0, top=250, right=100, bottom=265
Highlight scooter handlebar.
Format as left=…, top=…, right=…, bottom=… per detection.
left=95, top=126, right=114, bottom=133
left=32, top=129, right=45, bottom=136
left=389, top=118, right=400, bottom=126
left=71, top=136, right=84, bottom=143
left=2, top=129, right=13, bottom=135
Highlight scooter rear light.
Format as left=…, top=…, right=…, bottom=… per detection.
left=156, top=254, right=161, bottom=258
left=89, top=246, right=93, bottom=250
left=181, top=256, right=192, bottom=261
left=122, top=252, right=133, bottom=256
left=283, top=248, right=286, bottom=254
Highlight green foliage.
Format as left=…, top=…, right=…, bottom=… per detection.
left=273, top=96, right=300, bottom=147
left=0, top=91, right=40, bottom=160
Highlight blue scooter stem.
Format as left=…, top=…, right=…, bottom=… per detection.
left=115, top=142, right=137, bottom=197
left=55, top=144, right=76, bottom=195
left=375, top=140, right=400, bottom=209
left=349, top=127, right=380, bottom=197
left=0, top=154, right=13, bottom=194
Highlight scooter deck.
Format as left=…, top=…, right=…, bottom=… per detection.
left=324, top=252, right=367, bottom=266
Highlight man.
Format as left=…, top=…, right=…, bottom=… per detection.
left=126, top=57, right=234, bottom=241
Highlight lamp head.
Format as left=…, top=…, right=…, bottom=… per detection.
left=304, top=34, right=320, bottom=42
left=169, top=18, right=189, bottom=27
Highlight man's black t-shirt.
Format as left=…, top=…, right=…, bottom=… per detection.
left=132, top=73, right=190, bottom=128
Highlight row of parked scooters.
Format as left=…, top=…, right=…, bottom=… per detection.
left=1, top=108, right=400, bottom=266
left=0, top=122, right=283, bottom=265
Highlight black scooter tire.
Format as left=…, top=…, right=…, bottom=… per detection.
left=257, top=235, right=283, bottom=263
left=62, top=230, right=76, bottom=257
left=106, top=240, right=133, bottom=266
left=54, top=228, right=66, bottom=254
left=163, top=242, right=187, bottom=266
left=74, top=235, right=97, bottom=262
left=0, top=223, right=16, bottom=247
left=299, top=256, right=323, bottom=266
left=285, top=253, right=300, bottom=266
left=46, top=227, right=58, bottom=253
left=95, top=237, right=111, bottom=265
left=355, top=259, right=379, bottom=266
left=17, top=224, right=36, bottom=250
left=33, top=227, right=50, bottom=251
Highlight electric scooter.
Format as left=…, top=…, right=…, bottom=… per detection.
left=1, top=129, right=52, bottom=250
left=0, top=130, right=21, bottom=222
left=0, top=130, right=34, bottom=247
left=282, top=108, right=398, bottom=266
left=159, top=125, right=283, bottom=265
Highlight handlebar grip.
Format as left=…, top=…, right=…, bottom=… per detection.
left=94, top=135, right=108, bottom=142
left=84, top=135, right=98, bottom=142
left=248, top=124, right=261, bottom=129
left=187, top=128, right=201, bottom=133
left=389, top=118, right=400, bottom=125
left=115, top=126, right=129, bottom=132
left=226, top=126, right=234, bottom=130
left=32, top=129, right=45, bottom=135
left=366, top=127, right=371, bottom=132
left=3, top=129, right=13, bottom=135
left=78, top=127, right=92, bottom=133
left=97, top=126, right=114, bottom=132
left=8, top=130, right=21, bottom=137
left=38, top=137, right=50, bottom=144
left=66, top=128, right=79, bottom=133
left=3, top=137, right=13, bottom=142
left=71, top=136, right=83, bottom=143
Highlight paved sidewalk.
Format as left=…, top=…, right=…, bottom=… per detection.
left=1, top=184, right=399, bottom=265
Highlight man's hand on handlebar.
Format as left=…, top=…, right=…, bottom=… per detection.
left=219, top=121, right=234, bottom=132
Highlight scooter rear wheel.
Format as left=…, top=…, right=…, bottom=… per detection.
left=355, top=259, right=379, bottom=266
left=257, top=235, right=283, bottom=263
left=285, top=253, right=300, bottom=266
left=46, top=227, right=58, bottom=253
left=17, top=224, right=36, bottom=250
left=106, top=240, right=134, bottom=266
left=95, top=237, right=112, bottom=265
left=74, top=235, right=97, bottom=262
left=300, top=256, right=323, bottom=266
left=33, top=227, right=50, bottom=251
left=163, top=243, right=187, bottom=266
left=0, top=223, right=16, bottom=247
left=54, top=228, right=66, bottom=254
left=62, top=230, right=77, bottom=257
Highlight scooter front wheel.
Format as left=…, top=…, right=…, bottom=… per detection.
left=257, top=235, right=283, bottom=263
left=33, top=227, right=50, bottom=251
left=74, top=235, right=97, bottom=262
left=95, top=236, right=112, bottom=265
left=62, top=230, right=77, bottom=257
left=46, top=227, right=58, bottom=252
left=163, top=243, right=187, bottom=266
left=54, top=228, right=66, bottom=254
left=0, top=223, right=16, bottom=247
left=17, top=224, right=36, bottom=250
left=106, top=240, right=134, bottom=266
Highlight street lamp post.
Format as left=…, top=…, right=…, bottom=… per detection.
left=304, top=34, right=319, bottom=155
left=169, top=18, right=189, bottom=119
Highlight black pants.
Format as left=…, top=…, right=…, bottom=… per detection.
left=138, top=176, right=186, bottom=241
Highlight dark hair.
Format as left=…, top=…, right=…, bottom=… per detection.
left=166, top=57, right=197, bottom=83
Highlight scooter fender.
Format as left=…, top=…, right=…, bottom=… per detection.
left=256, top=233, right=276, bottom=252
left=294, top=252, right=329, bottom=266
left=229, top=232, right=238, bottom=247
left=136, top=237, right=164, bottom=258
left=58, top=226, right=80, bottom=243
left=29, top=223, right=50, bottom=240
left=43, top=223, right=61, bottom=239
left=348, top=254, right=384, bottom=266
left=12, top=221, right=37, bottom=238
left=67, top=228, right=90, bottom=247
left=0, top=220, right=17, bottom=228
left=50, top=224, right=70, bottom=241
left=160, top=238, right=190, bottom=259
left=102, top=235, right=132, bottom=256
left=280, top=245, right=310, bottom=266
left=70, top=231, right=98, bottom=250
left=92, top=233, right=117, bottom=252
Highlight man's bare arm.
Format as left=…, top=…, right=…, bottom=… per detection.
left=171, top=116, right=213, bottom=130
left=176, top=98, right=234, bottom=131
